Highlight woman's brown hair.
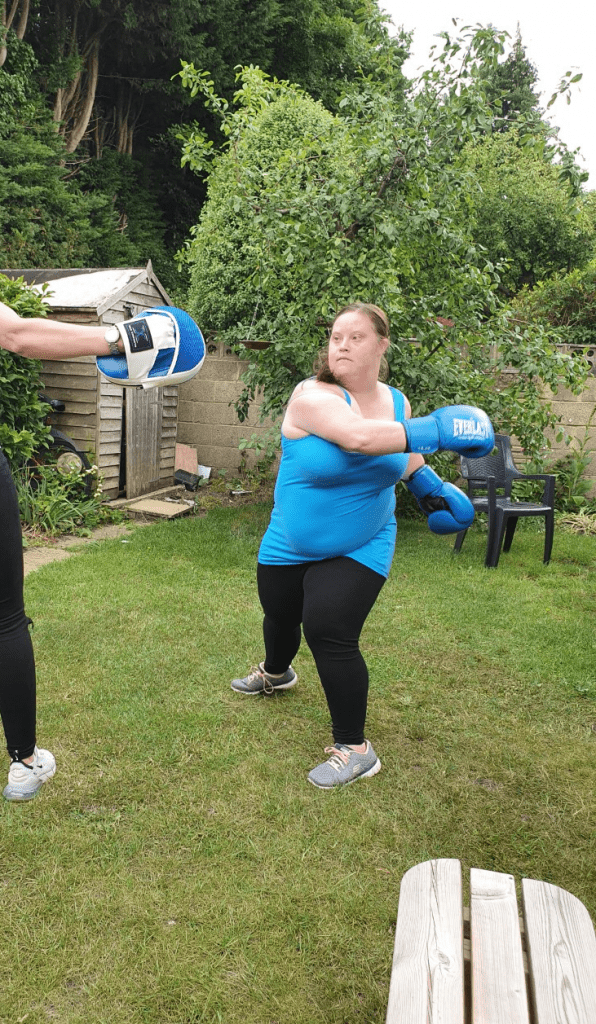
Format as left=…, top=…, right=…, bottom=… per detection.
left=314, top=303, right=391, bottom=384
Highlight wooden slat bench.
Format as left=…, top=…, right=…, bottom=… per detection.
left=386, top=858, right=596, bottom=1024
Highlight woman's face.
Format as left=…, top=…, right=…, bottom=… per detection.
left=327, top=310, right=388, bottom=378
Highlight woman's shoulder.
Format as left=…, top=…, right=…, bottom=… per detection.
left=288, top=378, right=348, bottom=404
left=283, top=378, right=353, bottom=440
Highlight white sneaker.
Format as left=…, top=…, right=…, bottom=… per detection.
left=3, top=747, right=56, bottom=802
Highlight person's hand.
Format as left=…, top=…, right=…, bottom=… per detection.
left=405, top=464, right=474, bottom=534
left=104, top=309, right=176, bottom=361
left=403, top=405, right=494, bottom=458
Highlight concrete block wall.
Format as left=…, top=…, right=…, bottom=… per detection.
left=545, top=371, right=596, bottom=496
left=177, top=341, right=275, bottom=474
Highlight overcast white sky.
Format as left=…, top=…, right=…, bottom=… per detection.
left=380, top=0, right=595, bottom=187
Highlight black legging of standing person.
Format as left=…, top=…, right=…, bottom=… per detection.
left=257, top=557, right=386, bottom=746
left=0, top=450, right=36, bottom=761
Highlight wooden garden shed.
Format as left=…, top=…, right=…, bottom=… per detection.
left=1, top=262, right=177, bottom=499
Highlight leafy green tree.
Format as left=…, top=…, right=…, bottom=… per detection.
left=460, top=129, right=594, bottom=295
left=75, top=150, right=181, bottom=293
left=179, top=27, right=589, bottom=460
left=1, top=0, right=31, bottom=68
left=0, top=36, right=104, bottom=268
left=4, top=0, right=402, bottom=297
left=511, top=260, right=596, bottom=348
left=24, top=0, right=398, bottom=160
left=480, top=28, right=542, bottom=132
left=0, top=274, right=51, bottom=466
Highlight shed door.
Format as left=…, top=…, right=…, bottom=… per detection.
left=125, top=388, right=163, bottom=498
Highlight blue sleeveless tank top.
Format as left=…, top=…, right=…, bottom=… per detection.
left=258, top=385, right=409, bottom=577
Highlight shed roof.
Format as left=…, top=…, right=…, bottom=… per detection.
left=0, top=261, right=171, bottom=316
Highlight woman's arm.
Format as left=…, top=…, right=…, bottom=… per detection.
left=285, top=387, right=410, bottom=456
left=0, top=302, right=119, bottom=360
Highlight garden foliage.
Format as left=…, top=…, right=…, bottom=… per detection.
left=512, top=260, right=596, bottom=349
left=460, top=129, right=594, bottom=295
left=0, top=274, right=51, bottom=465
left=0, top=37, right=102, bottom=269
left=178, top=27, right=590, bottom=461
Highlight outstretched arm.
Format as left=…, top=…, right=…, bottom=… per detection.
left=0, top=301, right=120, bottom=360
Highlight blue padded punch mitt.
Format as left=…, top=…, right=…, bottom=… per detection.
left=97, top=306, right=205, bottom=390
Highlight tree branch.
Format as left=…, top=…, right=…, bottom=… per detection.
left=4, top=0, right=19, bottom=32
left=65, top=37, right=100, bottom=152
left=342, top=150, right=408, bottom=241
left=15, top=0, right=28, bottom=39
left=1, top=0, right=23, bottom=66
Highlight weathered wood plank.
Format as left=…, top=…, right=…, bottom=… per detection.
left=41, top=356, right=97, bottom=371
left=39, top=378, right=98, bottom=396
left=53, top=428, right=96, bottom=445
left=45, top=419, right=96, bottom=439
left=522, top=879, right=596, bottom=1024
left=470, top=869, right=530, bottom=1024
left=46, top=403, right=97, bottom=418
left=126, top=387, right=163, bottom=498
left=99, top=381, right=125, bottom=398
left=98, top=396, right=124, bottom=410
left=97, top=418, right=122, bottom=430
left=386, top=859, right=464, bottom=1024
left=97, top=455, right=119, bottom=469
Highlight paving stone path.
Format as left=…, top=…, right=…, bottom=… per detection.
left=23, top=524, right=134, bottom=577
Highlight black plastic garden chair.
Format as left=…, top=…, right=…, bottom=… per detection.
left=453, top=434, right=556, bottom=568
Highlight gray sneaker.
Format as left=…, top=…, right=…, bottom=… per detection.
left=308, top=741, right=381, bottom=789
left=3, top=746, right=56, bottom=802
left=231, top=662, right=298, bottom=695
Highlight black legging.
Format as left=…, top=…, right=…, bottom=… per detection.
left=0, top=450, right=36, bottom=760
left=257, top=557, right=386, bottom=746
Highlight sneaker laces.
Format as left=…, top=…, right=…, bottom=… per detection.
left=246, top=665, right=275, bottom=694
left=322, top=745, right=352, bottom=772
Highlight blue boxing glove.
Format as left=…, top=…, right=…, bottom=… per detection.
left=403, top=405, right=494, bottom=458
left=406, top=464, right=474, bottom=535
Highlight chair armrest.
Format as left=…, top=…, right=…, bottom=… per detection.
left=512, top=474, right=555, bottom=505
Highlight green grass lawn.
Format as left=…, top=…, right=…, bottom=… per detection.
left=1, top=507, right=595, bottom=1024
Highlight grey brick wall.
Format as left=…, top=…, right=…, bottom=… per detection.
left=546, top=372, right=596, bottom=497
left=177, top=341, right=275, bottom=473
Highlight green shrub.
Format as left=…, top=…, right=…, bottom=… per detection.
left=0, top=274, right=51, bottom=465
left=511, top=260, right=596, bottom=348
left=15, top=460, right=124, bottom=537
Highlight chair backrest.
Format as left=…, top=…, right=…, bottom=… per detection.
left=460, top=434, right=520, bottom=497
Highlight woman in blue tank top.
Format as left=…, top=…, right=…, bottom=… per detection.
left=231, top=303, right=427, bottom=788
left=232, top=302, right=479, bottom=787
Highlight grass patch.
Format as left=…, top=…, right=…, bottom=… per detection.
left=1, top=509, right=595, bottom=1023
